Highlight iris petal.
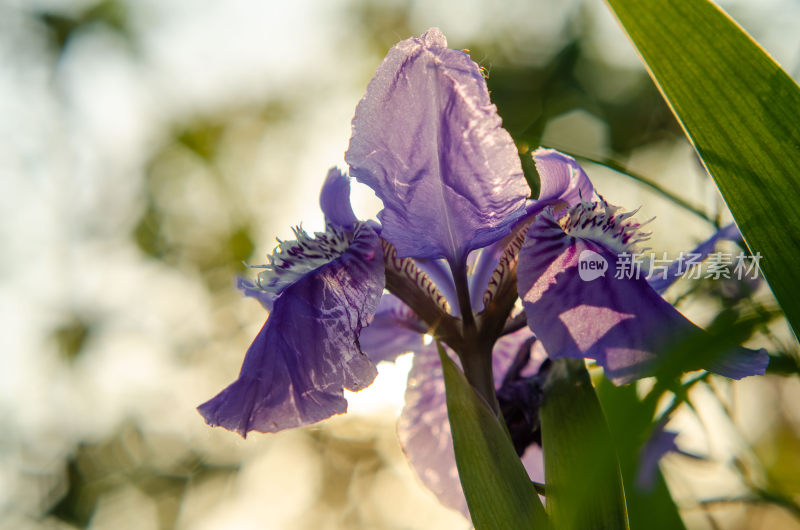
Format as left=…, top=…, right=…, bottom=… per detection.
left=346, top=28, right=529, bottom=262
left=397, top=344, right=468, bottom=517
left=359, top=294, right=425, bottom=364
left=319, top=167, right=358, bottom=228
left=197, top=224, right=385, bottom=437
left=469, top=150, right=597, bottom=311
left=533, top=148, right=595, bottom=206
left=517, top=210, right=768, bottom=384
left=521, top=149, right=597, bottom=221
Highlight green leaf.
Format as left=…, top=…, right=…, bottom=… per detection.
left=596, top=378, right=686, bottom=530
left=604, top=0, right=800, bottom=337
left=438, top=344, right=549, bottom=529
left=540, top=359, right=628, bottom=529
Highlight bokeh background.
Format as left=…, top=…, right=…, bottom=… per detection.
left=2, top=0, right=800, bottom=528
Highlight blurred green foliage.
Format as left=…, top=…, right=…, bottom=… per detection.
left=51, top=315, right=92, bottom=363
left=483, top=40, right=682, bottom=154
left=48, top=425, right=239, bottom=528
left=133, top=114, right=264, bottom=292
left=37, top=0, right=131, bottom=55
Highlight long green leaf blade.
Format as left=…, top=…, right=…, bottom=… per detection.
left=605, top=0, right=800, bottom=336
left=438, top=344, right=549, bottom=529
left=540, top=359, right=629, bottom=530
left=596, top=378, right=686, bottom=530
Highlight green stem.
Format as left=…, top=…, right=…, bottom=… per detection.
left=450, top=257, right=477, bottom=334
left=459, top=341, right=500, bottom=415
left=449, top=256, right=500, bottom=415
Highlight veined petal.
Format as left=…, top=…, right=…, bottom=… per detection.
left=397, top=330, right=544, bottom=520
left=359, top=294, right=425, bottom=364
left=397, top=344, right=469, bottom=518
left=469, top=241, right=509, bottom=312
left=533, top=148, right=595, bottom=206
left=319, top=167, right=358, bottom=228
left=413, top=258, right=459, bottom=316
left=197, top=224, right=385, bottom=437
left=517, top=205, right=768, bottom=384
left=521, top=149, right=597, bottom=221
left=345, top=28, right=529, bottom=262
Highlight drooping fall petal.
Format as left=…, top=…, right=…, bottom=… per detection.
left=397, top=343, right=468, bottom=517
left=198, top=224, right=385, bottom=436
left=517, top=206, right=768, bottom=384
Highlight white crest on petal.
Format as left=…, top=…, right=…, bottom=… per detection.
left=560, top=196, right=652, bottom=255
left=249, top=223, right=358, bottom=294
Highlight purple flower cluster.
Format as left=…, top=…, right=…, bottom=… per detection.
left=198, top=28, right=767, bottom=515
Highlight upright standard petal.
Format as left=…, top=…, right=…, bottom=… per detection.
left=319, top=167, right=358, bottom=228
left=345, top=28, right=529, bottom=262
left=533, top=148, right=595, bottom=206
left=517, top=201, right=768, bottom=384
left=521, top=148, right=598, bottom=220
left=197, top=224, right=385, bottom=437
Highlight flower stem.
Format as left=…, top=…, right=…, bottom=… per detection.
left=450, top=256, right=501, bottom=416
left=450, top=257, right=477, bottom=334
left=458, top=341, right=501, bottom=415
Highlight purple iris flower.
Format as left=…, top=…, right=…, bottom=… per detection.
left=198, top=27, right=769, bottom=514
left=515, top=175, right=768, bottom=384
left=197, top=168, right=385, bottom=436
